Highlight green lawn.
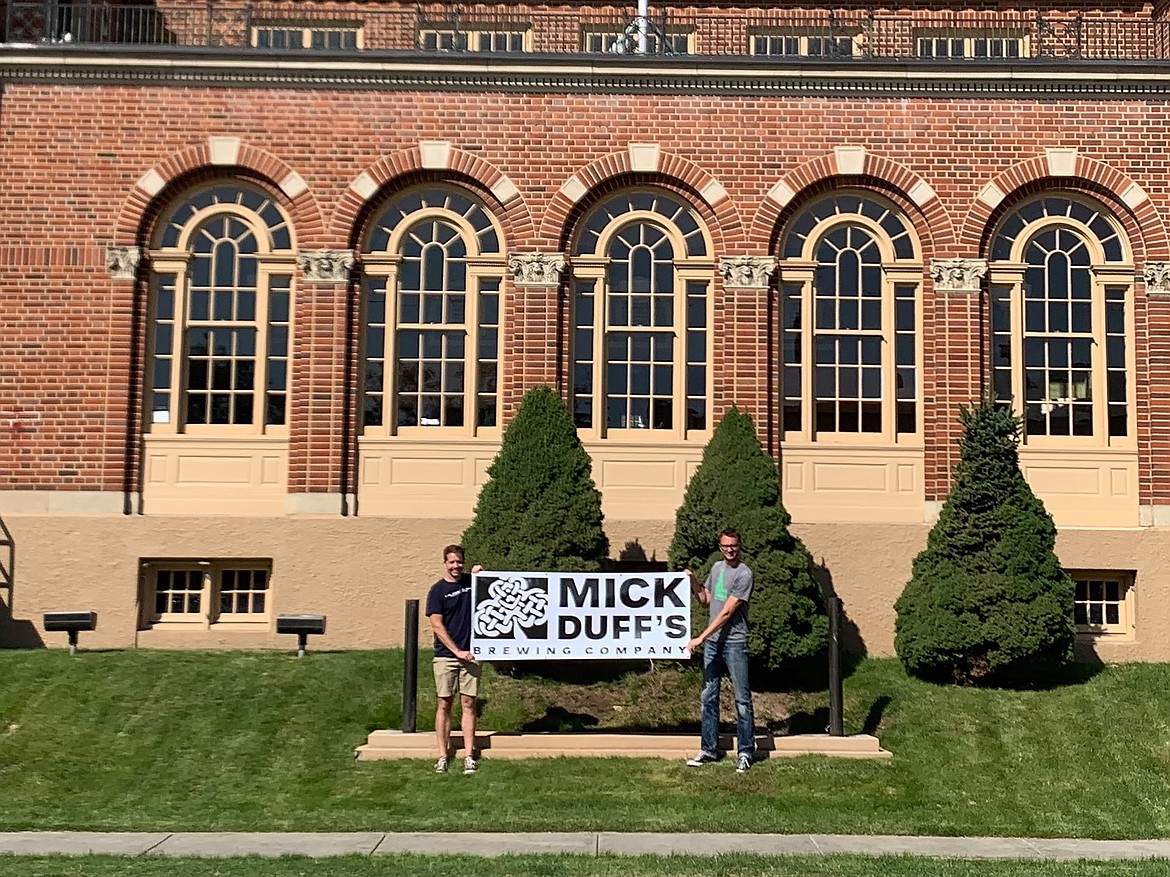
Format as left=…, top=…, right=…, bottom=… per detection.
left=1, top=650, right=1169, bottom=837
left=0, top=857, right=1168, bottom=877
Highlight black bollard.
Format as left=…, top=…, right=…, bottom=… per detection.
left=403, top=599, right=419, bottom=733
left=828, top=596, right=844, bottom=736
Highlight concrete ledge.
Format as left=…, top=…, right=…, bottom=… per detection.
left=599, top=832, right=820, bottom=855
left=151, top=832, right=383, bottom=858
left=0, top=490, right=129, bottom=514
left=375, top=832, right=596, bottom=856
left=0, top=832, right=170, bottom=855
left=812, top=835, right=1038, bottom=858
left=356, top=730, right=890, bottom=760
left=3, top=832, right=1170, bottom=860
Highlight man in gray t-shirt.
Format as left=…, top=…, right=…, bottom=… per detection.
left=684, top=527, right=757, bottom=773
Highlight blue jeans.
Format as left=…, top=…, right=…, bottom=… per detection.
left=700, top=639, right=756, bottom=757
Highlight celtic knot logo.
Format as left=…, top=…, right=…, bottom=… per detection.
left=474, top=576, right=549, bottom=638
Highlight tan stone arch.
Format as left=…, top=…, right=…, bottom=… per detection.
left=959, top=151, right=1170, bottom=262
left=113, top=137, right=324, bottom=248
left=331, top=141, right=535, bottom=250
left=748, top=147, right=955, bottom=257
left=538, top=145, right=746, bottom=253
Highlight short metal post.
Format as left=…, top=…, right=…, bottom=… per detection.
left=297, top=632, right=307, bottom=659
left=828, top=596, right=844, bottom=736
left=403, top=599, right=419, bottom=733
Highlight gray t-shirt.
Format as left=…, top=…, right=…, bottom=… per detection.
left=705, top=560, right=753, bottom=644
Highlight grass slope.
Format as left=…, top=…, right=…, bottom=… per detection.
left=1, top=651, right=1168, bottom=836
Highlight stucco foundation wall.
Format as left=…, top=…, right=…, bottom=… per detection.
left=3, top=512, right=1167, bottom=661
left=0, top=514, right=469, bottom=651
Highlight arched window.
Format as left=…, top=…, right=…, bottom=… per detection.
left=570, top=191, right=713, bottom=438
left=361, top=187, right=505, bottom=434
left=147, top=182, right=294, bottom=433
left=778, top=193, right=922, bottom=442
left=989, top=196, right=1133, bottom=444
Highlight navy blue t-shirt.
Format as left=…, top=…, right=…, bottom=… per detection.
left=425, top=574, right=473, bottom=658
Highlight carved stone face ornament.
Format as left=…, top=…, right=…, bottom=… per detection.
left=930, top=259, right=988, bottom=292
left=509, top=253, right=566, bottom=286
left=718, top=256, right=775, bottom=289
left=297, top=249, right=355, bottom=283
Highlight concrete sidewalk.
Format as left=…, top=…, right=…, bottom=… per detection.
left=0, top=832, right=1169, bottom=860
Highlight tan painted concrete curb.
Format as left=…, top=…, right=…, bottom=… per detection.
left=355, top=730, right=891, bottom=760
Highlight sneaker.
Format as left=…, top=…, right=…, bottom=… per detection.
left=736, top=753, right=753, bottom=773
left=686, top=751, right=718, bottom=767
left=463, top=756, right=478, bottom=775
left=434, top=756, right=448, bottom=773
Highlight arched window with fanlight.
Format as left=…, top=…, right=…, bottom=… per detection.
left=570, top=191, right=713, bottom=439
left=146, top=182, right=295, bottom=434
left=989, top=195, right=1133, bottom=445
left=360, top=186, right=505, bottom=435
left=778, top=192, right=923, bottom=443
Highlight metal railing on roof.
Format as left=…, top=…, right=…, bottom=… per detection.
left=4, top=3, right=1170, bottom=62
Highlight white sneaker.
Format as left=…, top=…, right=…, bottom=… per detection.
left=736, top=753, right=753, bottom=773
left=463, top=756, right=478, bottom=775
left=434, top=756, right=448, bottom=773
left=686, top=751, right=718, bottom=767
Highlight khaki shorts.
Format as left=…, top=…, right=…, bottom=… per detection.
left=433, top=656, right=481, bottom=698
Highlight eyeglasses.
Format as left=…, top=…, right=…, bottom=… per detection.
left=719, top=543, right=740, bottom=551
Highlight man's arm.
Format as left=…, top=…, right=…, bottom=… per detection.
left=686, top=594, right=744, bottom=654
left=685, top=568, right=710, bottom=607
left=429, top=613, right=474, bottom=663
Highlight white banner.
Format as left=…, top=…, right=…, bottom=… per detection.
left=470, top=571, right=691, bottom=661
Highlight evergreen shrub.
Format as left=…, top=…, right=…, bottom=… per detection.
left=894, top=399, right=1076, bottom=685
left=462, top=385, right=609, bottom=571
left=668, top=407, right=828, bottom=674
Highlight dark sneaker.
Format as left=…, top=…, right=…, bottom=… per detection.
left=434, top=756, right=448, bottom=773
left=463, top=756, right=478, bottom=775
left=686, top=751, right=718, bottom=767
left=736, top=753, right=753, bottom=773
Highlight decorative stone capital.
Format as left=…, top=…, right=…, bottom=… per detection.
left=297, top=249, right=355, bottom=283
left=509, top=252, right=566, bottom=286
left=718, top=255, right=775, bottom=290
left=105, top=245, right=141, bottom=280
left=1145, top=262, right=1170, bottom=294
left=930, top=258, right=988, bottom=292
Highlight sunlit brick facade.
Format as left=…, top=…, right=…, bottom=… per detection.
left=2, top=2, right=1169, bottom=658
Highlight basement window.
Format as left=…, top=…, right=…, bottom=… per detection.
left=1070, top=570, right=1134, bottom=639
left=141, top=560, right=272, bottom=628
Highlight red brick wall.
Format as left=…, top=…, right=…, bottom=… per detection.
left=3, top=78, right=1170, bottom=502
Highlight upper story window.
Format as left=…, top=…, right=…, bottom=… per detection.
left=749, top=28, right=858, bottom=58
left=989, top=196, right=1133, bottom=446
left=360, top=187, right=505, bottom=436
left=253, top=23, right=362, bottom=50
left=419, top=26, right=529, bottom=52
left=147, top=183, right=295, bottom=435
left=778, top=193, right=922, bottom=444
left=582, top=24, right=693, bottom=55
left=570, top=191, right=712, bottom=439
left=916, top=30, right=1027, bottom=59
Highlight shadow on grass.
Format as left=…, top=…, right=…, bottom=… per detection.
left=911, top=656, right=1106, bottom=692
left=862, top=695, right=892, bottom=735
left=521, top=706, right=600, bottom=731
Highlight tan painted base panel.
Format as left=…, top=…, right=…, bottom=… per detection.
left=356, top=730, right=891, bottom=760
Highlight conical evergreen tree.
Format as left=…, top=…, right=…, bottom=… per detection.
left=462, top=385, right=609, bottom=571
left=894, top=398, right=1075, bottom=685
left=669, top=407, right=827, bottom=673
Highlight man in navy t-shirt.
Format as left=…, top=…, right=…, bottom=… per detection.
left=425, top=544, right=481, bottom=775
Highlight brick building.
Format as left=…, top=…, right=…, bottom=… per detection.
left=1, top=1, right=1169, bottom=658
